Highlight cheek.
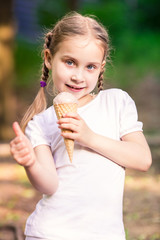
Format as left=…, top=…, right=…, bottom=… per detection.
left=52, top=65, right=66, bottom=82
left=56, top=64, right=72, bottom=80
left=86, top=72, right=99, bottom=85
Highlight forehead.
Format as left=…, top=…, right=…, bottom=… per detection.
left=55, top=36, right=104, bottom=62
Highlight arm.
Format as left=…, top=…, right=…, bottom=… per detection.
left=86, top=130, right=152, bottom=171
left=25, top=145, right=59, bottom=195
left=58, top=113, right=152, bottom=171
left=10, top=122, right=59, bottom=195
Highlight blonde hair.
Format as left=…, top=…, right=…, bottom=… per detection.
left=21, top=12, right=110, bottom=131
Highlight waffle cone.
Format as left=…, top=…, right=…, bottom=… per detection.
left=54, top=103, right=77, bottom=162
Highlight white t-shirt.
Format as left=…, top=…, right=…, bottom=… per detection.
left=25, top=89, right=143, bottom=240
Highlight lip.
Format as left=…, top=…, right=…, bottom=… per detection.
left=65, top=84, right=85, bottom=92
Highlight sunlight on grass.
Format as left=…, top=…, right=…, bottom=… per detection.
left=127, top=212, right=140, bottom=221
left=22, top=189, right=35, bottom=198
left=125, top=231, right=160, bottom=240
left=150, top=233, right=160, bottom=240
left=14, top=164, right=29, bottom=185
left=5, top=212, right=20, bottom=222
left=7, top=198, right=17, bottom=209
left=0, top=163, right=31, bottom=187
left=125, top=174, right=160, bottom=192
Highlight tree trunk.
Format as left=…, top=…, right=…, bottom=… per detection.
left=0, top=0, right=16, bottom=140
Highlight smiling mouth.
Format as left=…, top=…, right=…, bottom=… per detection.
left=66, top=84, right=84, bottom=90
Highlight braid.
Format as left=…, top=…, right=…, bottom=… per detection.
left=98, top=69, right=104, bottom=92
left=41, top=32, right=53, bottom=83
left=44, top=32, right=53, bottom=49
left=41, top=62, right=49, bottom=82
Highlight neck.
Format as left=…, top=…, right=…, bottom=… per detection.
left=78, top=93, right=96, bottom=107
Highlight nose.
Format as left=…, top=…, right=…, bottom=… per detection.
left=71, top=69, right=84, bottom=83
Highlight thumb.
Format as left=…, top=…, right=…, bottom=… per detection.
left=12, top=122, right=24, bottom=137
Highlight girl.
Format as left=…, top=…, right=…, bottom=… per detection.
left=10, top=12, right=152, bottom=240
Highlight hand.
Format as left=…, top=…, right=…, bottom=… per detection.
left=57, top=113, right=94, bottom=147
left=10, top=122, right=36, bottom=168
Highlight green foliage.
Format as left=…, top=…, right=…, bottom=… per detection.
left=37, top=0, right=69, bottom=28
left=14, top=38, right=42, bottom=88
left=81, top=0, right=129, bottom=43
left=106, top=31, right=160, bottom=88
left=135, top=0, right=160, bottom=31
left=81, top=0, right=160, bottom=32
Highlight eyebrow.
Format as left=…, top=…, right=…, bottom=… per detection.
left=62, top=55, right=76, bottom=60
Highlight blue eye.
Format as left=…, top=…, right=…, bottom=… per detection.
left=87, top=65, right=95, bottom=70
left=66, top=60, right=74, bottom=66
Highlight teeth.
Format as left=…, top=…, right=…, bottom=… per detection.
left=67, top=84, right=82, bottom=89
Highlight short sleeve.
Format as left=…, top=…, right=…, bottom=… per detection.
left=119, top=91, right=143, bottom=138
left=25, top=116, right=50, bottom=148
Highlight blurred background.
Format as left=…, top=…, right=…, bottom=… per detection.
left=0, top=0, right=159, bottom=239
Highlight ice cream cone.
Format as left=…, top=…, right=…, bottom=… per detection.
left=53, top=93, right=78, bottom=163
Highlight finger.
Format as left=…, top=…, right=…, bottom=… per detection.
left=13, top=136, right=23, bottom=145
left=15, top=154, right=32, bottom=167
left=61, top=131, right=77, bottom=140
left=16, top=147, right=30, bottom=158
left=13, top=147, right=30, bottom=161
left=63, top=112, right=81, bottom=119
left=10, top=137, right=22, bottom=151
left=13, top=140, right=25, bottom=151
left=12, top=122, right=24, bottom=137
left=59, top=123, right=78, bottom=132
left=58, top=118, right=77, bottom=126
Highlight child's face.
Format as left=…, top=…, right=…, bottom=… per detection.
left=45, top=36, right=105, bottom=100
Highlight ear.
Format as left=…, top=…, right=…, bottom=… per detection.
left=101, top=60, right=106, bottom=70
left=44, top=49, right=52, bottom=69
